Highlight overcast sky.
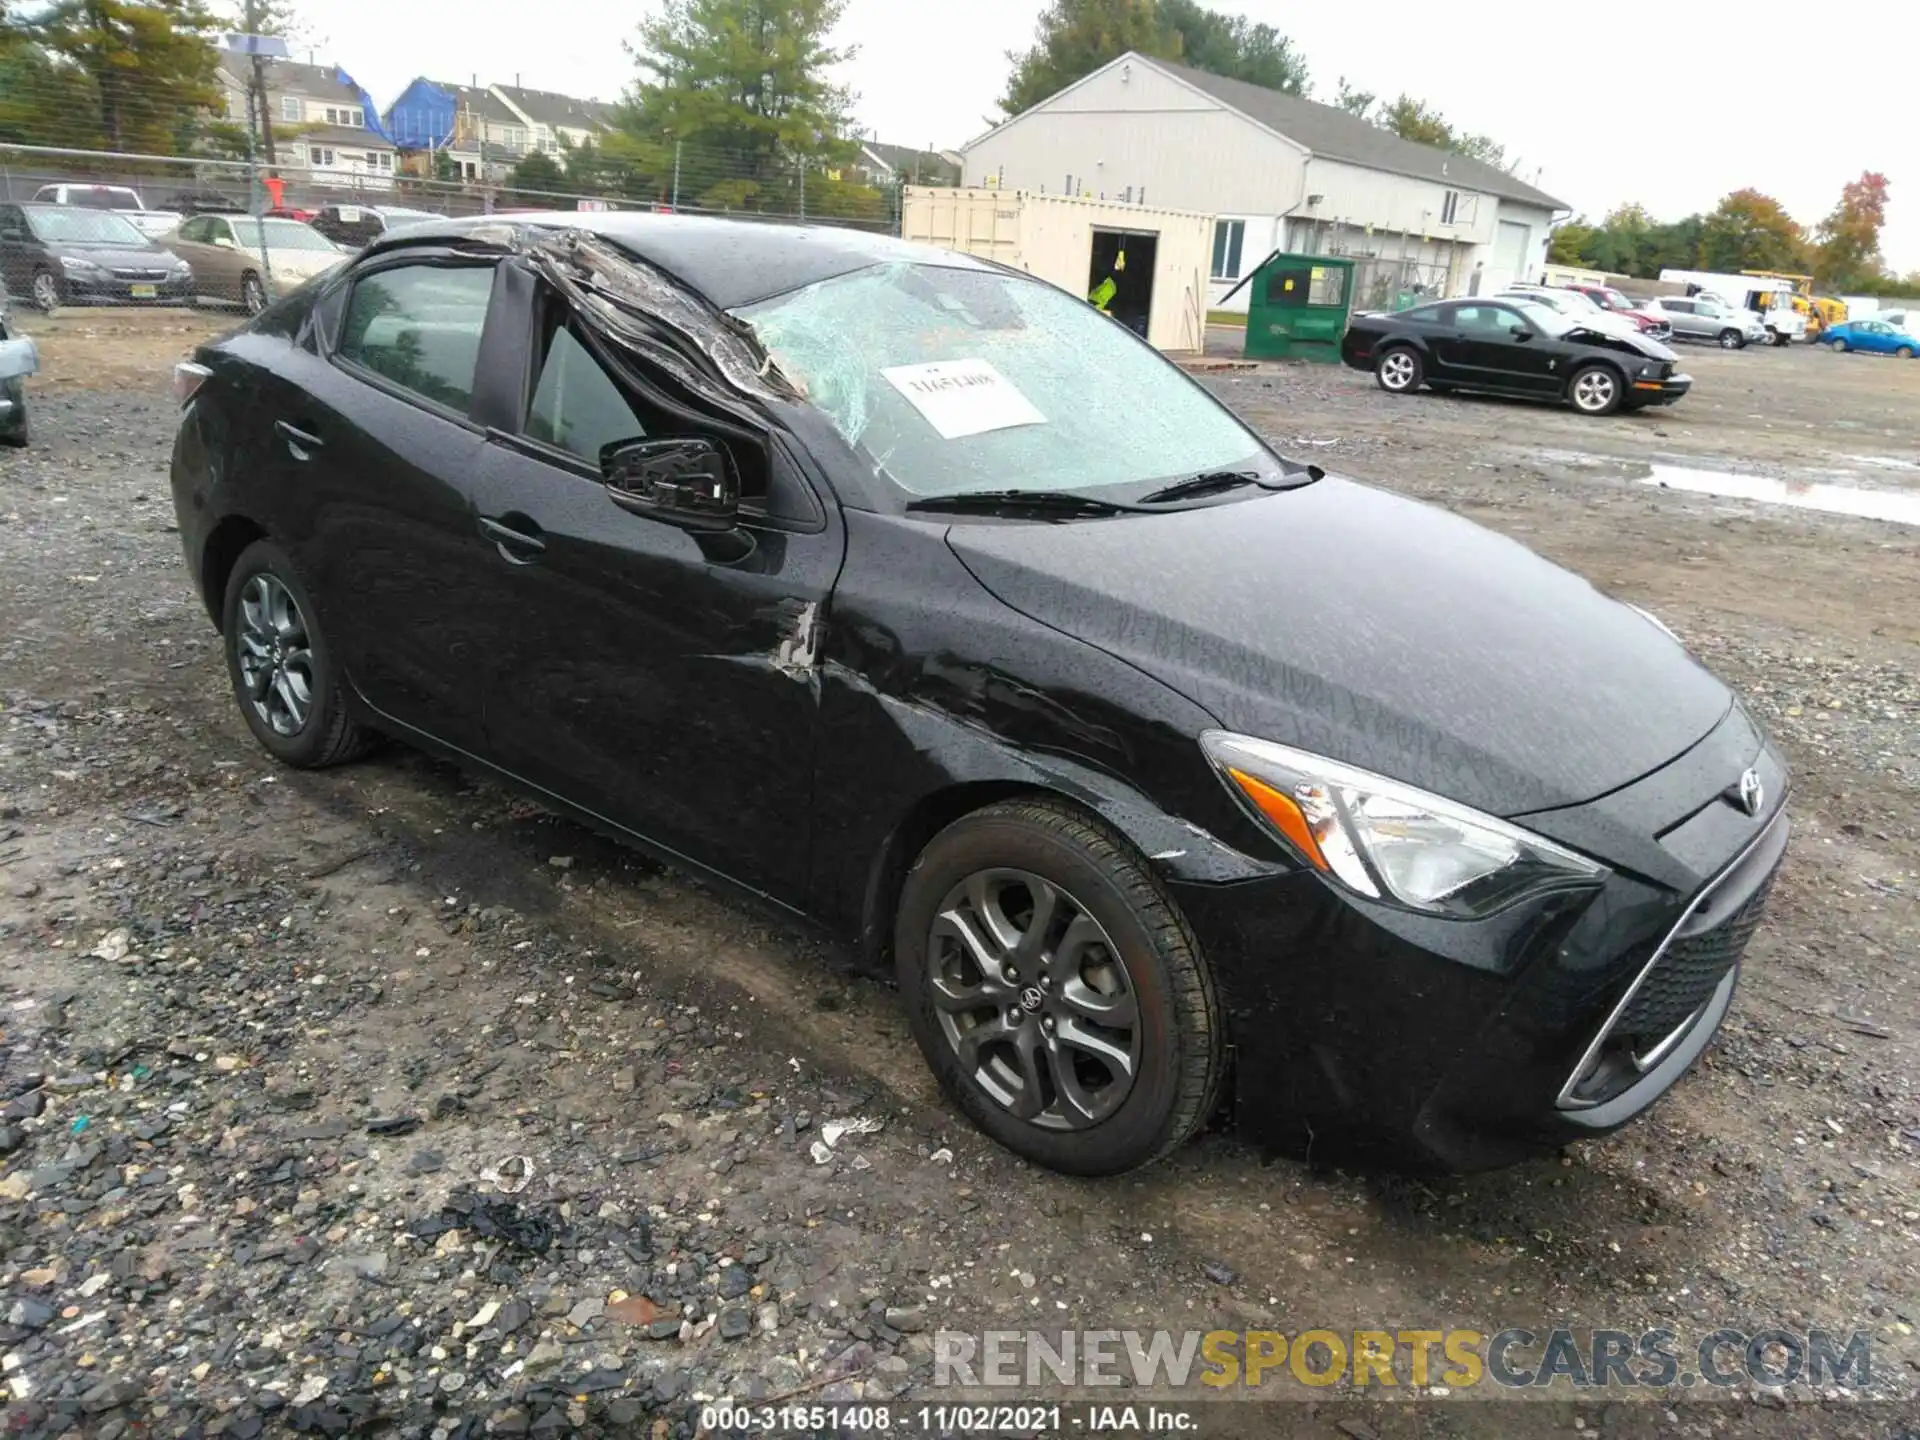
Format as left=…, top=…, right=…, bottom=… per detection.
left=316, top=0, right=1916, bottom=271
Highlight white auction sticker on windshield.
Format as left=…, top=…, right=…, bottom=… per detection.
left=882, top=359, right=1046, bottom=439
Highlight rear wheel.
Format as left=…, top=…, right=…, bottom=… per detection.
left=221, top=539, right=375, bottom=768
left=1374, top=346, right=1423, bottom=394
left=895, top=798, right=1225, bottom=1175
left=1568, top=364, right=1622, bottom=416
left=1718, top=328, right=1743, bottom=349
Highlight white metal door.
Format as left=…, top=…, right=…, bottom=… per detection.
left=1488, top=220, right=1531, bottom=293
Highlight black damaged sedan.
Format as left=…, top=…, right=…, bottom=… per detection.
left=1342, top=295, right=1691, bottom=415
left=168, top=215, right=1786, bottom=1175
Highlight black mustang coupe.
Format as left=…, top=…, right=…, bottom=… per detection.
left=168, top=214, right=1784, bottom=1175
left=1342, top=295, right=1692, bottom=415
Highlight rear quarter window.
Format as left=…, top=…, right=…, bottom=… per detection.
left=336, top=264, right=495, bottom=413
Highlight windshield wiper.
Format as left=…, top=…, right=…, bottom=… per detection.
left=1137, top=465, right=1323, bottom=506
left=904, top=489, right=1147, bottom=518
left=1136, top=470, right=1263, bottom=505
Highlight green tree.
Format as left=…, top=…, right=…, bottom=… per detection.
left=18, top=0, right=222, bottom=155
left=507, top=147, right=564, bottom=203
left=1158, top=0, right=1306, bottom=93
left=1547, top=218, right=1596, bottom=266
left=1697, top=188, right=1807, bottom=274
left=1330, top=75, right=1374, bottom=117
left=622, top=0, right=856, bottom=214
left=1002, top=0, right=1175, bottom=115
left=1813, top=171, right=1890, bottom=290
left=1378, top=94, right=1449, bottom=148
left=0, top=15, right=105, bottom=148
left=1638, top=215, right=1704, bottom=276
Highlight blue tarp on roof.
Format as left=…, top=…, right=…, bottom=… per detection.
left=384, top=78, right=457, bottom=150
left=333, top=66, right=397, bottom=145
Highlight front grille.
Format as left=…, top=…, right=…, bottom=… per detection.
left=111, top=268, right=168, bottom=280
left=1614, top=867, right=1776, bottom=1053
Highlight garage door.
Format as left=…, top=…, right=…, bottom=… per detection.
left=1489, top=220, right=1531, bottom=292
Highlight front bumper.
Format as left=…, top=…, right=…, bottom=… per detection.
left=61, top=272, right=194, bottom=305
left=1631, top=372, right=1691, bottom=406
left=1170, top=702, right=1788, bottom=1171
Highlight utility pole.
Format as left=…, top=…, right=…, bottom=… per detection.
left=670, top=139, right=681, bottom=211
left=244, top=0, right=277, bottom=169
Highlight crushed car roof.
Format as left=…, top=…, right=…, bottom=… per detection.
left=368, top=212, right=991, bottom=309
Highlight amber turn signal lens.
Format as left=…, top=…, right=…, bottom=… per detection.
left=1226, top=766, right=1328, bottom=869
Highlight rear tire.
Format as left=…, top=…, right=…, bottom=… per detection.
left=894, top=798, right=1225, bottom=1176
left=1374, top=345, right=1424, bottom=394
left=221, top=539, right=375, bottom=769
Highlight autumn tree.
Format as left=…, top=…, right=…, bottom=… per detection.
left=621, top=0, right=857, bottom=212
left=17, top=0, right=223, bottom=155
left=1814, top=170, right=1890, bottom=290
left=1697, top=188, right=1808, bottom=274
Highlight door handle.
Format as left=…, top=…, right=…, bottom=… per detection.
left=273, top=419, right=323, bottom=460
left=479, top=514, right=546, bottom=562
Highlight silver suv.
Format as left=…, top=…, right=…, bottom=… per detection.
left=1643, top=296, right=1766, bottom=350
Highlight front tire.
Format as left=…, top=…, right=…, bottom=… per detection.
left=30, top=268, right=59, bottom=313
left=1374, top=345, right=1424, bottom=394
left=221, top=539, right=375, bottom=768
left=1832, top=337, right=1849, bottom=353
left=1898, top=345, right=1915, bottom=360
left=895, top=798, right=1225, bottom=1176
left=241, top=271, right=267, bottom=315
left=1568, top=364, right=1622, bottom=416
left=1718, top=328, right=1743, bottom=350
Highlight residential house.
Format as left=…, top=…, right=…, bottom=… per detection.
left=387, top=78, right=614, bottom=183
left=961, top=53, right=1567, bottom=310
left=215, top=57, right=396, bottom=191
left=850, top=140, right=961, bottom=189
left=491, top=84, right=616, bottom=161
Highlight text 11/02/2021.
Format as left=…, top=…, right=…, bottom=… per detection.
left=700, top=1403, right=1089, bottom=1433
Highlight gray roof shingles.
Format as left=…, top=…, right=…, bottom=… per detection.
left=493, top=85, right=615, bottom=133
left=1135, top=57, right=1565, bottom=211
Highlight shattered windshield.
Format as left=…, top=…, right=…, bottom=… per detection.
left=735, top=262, right=1266, bottom=498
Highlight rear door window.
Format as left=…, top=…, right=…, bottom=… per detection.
left=336, top=263, right=496, bottom=414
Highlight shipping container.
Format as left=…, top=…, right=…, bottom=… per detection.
left=901, top=187, right=1214, bottom=353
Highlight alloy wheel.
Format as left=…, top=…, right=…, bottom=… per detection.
left=1718, top=330, right=1740, bottom=349
left=1832, top=339, right=1848, bottom=353
left=926, top=869, right=1140, bottom=1131
left=30, top=271, right=58, bottom=312
left=234, top=572, right=314, bottom=737
left=1572, top=370, right=1617, bottom=413
left=1379, top=351, right=1416, bottom=390
left=243, top=274, right=267, bottom=315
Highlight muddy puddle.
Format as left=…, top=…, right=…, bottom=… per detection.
left=1640, top=463, right=1920, bottom=525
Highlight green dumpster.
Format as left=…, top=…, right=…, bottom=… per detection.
left=1243, top=253, right=1356, bottom=362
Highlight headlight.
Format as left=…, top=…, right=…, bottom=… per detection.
left=58, top=255, right=103, bottom=274
left=169, top=259, right=191, bottom=276
left=1201, top=732, right=1605, bottom=918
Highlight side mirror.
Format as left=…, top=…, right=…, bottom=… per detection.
left=1510, top=326, right=1533, bottom=341
left=600, top=437, right=739, bottom=532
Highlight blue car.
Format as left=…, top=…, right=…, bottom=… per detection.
left=1818, top=318, right=1918, bottom=356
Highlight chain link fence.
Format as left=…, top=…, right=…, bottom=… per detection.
left=1, top=133, right=925, bottom=315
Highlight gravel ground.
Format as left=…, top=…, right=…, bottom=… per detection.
left=0, top=312, right=1914, bottom=1437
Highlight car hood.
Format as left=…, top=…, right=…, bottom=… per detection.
left=1566, top=324, right=1676, bottom=363
left=945, top=477, right=1732, bottom=818
left=46, top=241, right=176, bottom=266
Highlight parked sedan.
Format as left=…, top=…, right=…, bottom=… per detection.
left=1816, top=318, right=1918, bottom=357
left=1344, top=297, right=1690, bottom=415
left=169, top=214, right=1785, bottom=1175
left=0, top=204, right=192, bottom=309
left=162, top=214, right=346, bottom=314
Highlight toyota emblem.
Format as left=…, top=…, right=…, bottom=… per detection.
left=1736, top=768, right=1764, bottom=817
